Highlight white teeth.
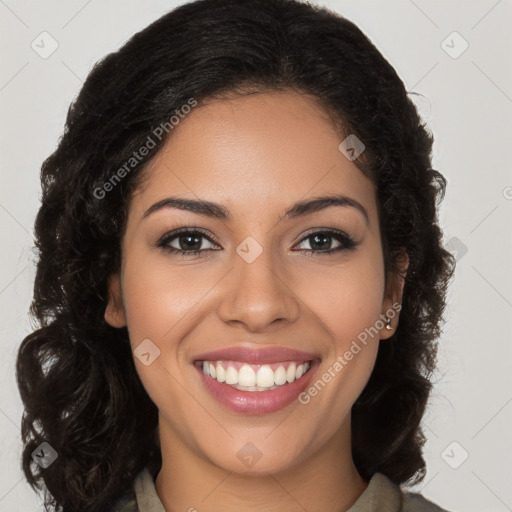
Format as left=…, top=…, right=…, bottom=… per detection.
left=225, top=366, right=239, bottom=385
left=234, top=384, right=279, bottom=391
left=201, top=360, right=313, bottom=391
left=274, top=366, right=287, bottom=385
left=216, top=363, right=226, bottom=382
left=286, top=363, right=296, bottom=383
left=256, top=365, right=274, bottom=387
left=238, top=364, right=256, bottom=387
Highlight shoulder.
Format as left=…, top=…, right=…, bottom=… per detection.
left=109, top=469, right=146, bottom=512
left=350, top=472, right=451, bottom=512
left=111, top=490, right=138, bottom=512
left=112, top=465, right=166, bottom=512
left=402, top=490, right=450, bottom=512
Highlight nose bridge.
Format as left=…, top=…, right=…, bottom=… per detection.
left=217, top=236, right=300, bottom=331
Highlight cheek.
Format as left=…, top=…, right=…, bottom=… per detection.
left=299, top=250, right=386, bottom=347
left=119, top=252, right=205, bottom=421
left=292, top=249, right=385, bottom=415
left=120, top=250, right=213, bottom=346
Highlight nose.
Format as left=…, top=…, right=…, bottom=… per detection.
left=217, top=244, right=300, bottom=333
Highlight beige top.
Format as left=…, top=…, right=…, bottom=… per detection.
left=113, top=467, right=449, bottom=512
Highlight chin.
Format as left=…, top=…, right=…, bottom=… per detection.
left=199, top=434, right=314, bottom=477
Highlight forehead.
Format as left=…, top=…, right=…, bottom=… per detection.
left=129, top=91, right=378, bottom=226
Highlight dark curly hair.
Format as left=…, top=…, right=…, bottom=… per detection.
left=16, top=0, right=456, bottom=510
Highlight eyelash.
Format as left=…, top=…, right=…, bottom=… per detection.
left=156, top=227, right=359, bottom=258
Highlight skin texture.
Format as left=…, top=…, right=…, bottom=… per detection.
left=105, top=91, right=407, bottom=512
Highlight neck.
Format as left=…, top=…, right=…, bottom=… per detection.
left=154, top=416, right=368, bottom=512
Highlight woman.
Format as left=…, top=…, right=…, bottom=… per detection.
left=16, top=0, right=455, bottom=510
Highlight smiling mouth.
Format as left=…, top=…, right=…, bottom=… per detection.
left=195, top=360, right=313, bottom=391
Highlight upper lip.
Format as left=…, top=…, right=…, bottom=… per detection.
left=194, top=345, right=319, bottom=365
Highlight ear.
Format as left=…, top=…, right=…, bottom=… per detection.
left=104, top=273, right=127, bottom=328
left=379, top=248, right=409, bottom=340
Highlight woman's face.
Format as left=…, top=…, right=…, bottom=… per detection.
left=106, top=90, right=404, bottom=475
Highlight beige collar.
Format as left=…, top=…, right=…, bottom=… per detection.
left=133, top=468, right=404, bottom=512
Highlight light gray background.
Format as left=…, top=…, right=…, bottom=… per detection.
left=1, top=1, right=511, bottom=511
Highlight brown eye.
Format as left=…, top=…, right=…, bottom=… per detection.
left=157, top=228, right=220, bottom=256
left=294, top=229, right=358, bottom=255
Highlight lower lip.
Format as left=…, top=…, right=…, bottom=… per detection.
left=196, top=361, right=319, bottom=415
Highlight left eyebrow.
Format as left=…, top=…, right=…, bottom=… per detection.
left=141, top=193, right=370, bottom=227
left=279, top=194, right=369, bottom=227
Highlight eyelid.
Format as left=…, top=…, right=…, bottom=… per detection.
left=292, top=224, right=356, bottom=242
left=158, top=226, right=221, bottom=245
left=295, top=226, right=350, bottom=240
